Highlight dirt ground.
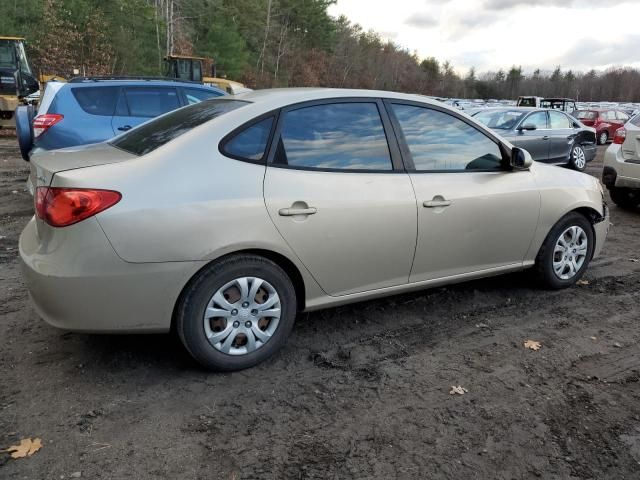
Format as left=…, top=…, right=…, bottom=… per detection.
left=0, top=133, right=639, bottom=480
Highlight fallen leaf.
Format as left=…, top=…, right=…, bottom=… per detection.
left=449, top=385, right=468, bottom=395
left=577, top=279, right=590, bottom=286
left=6, top=438, right=42, bottom=459
left=524, top=340, right=542, bottom=351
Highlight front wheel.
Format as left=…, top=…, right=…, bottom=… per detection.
left=176, top=254, right=297, bottom=371
left=569, top=144, right=587, bottom=171
left=609, top=187, right=640, bottom=210
left=534, top=213, right=594, bottom=289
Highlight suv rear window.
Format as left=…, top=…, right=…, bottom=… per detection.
left=111, top=99, right=248, bottom=156
left=72, top=86, right=119, bottom=116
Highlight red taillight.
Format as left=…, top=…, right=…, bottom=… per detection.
left=613, top=127, right=626, bottom=145
left=35, top=187, right=121, bottom=227
left=32, top=114, right=63, bottom=138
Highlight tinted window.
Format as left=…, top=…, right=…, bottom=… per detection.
left=275, top=103, right=392, bottom=171
left=72, top=86, right=119, bottom=116
left=223, top=117, right=273, bottom=161
left=124, top=87, right=180, bottom=117
left=183, top=87, right=223, bottom=105
left=112, top=99, right=248, bottom=156
left=523, top=112, right=548, bottom=129
left=392, top=104, right=503, bottom=171
left=473, top=110, right=525, bottom=129
left=549, top=111, right=572, bottom=129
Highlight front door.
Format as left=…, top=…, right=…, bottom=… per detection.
left=386, top=102, right=540, bottom=282
left=263, top=100, right=417, bottom=296
left=547, top=111, right=575, bottom=163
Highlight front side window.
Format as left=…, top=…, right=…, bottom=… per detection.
left=522, top=112, right=548, bottom=129
left=275, top=102, right=392, bottom=171
left=183, top=87, right=223, bottom=105
left=124, top=87, right=180, bottom=117
left=112, top=99, right=248, bottom=156
left=549, top=111, right=571, bottom=129
left=392, top=103, right=503, bottom=171
left=223, top=117, right=273, bottom=161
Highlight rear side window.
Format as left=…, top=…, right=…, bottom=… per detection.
left=124, top=87, right=180, bottom=117
left=223, top=117, right=274, bottom=161
left=111, top=99, right=248, bottom=156
left=523, top=111, right=548, bottom=129
left=392, top=103, right=503, bottom=171
left=274, top=102, right=392, bottom=171
left=632, top=115, right=640, bottom=127
left=183, top=87, right=223, bottom=105
left=72, top=86, right=119, bottom=116
left=616, top=111, right=629, bottom=122
left=575, top=110, right=596, bottom=120
left=549, top=111, right=571, bottom=129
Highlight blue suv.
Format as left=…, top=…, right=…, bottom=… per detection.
left=16, top=77, right=226, bottom=160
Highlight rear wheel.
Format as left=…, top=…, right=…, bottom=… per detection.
left=569, top=144, right=586, bottom=171
left=609, top=187, right=640, bottom=210
left=534, top=213, right=594, bottom=289
left=598, top=131, right=608, bottom=145
left=176, top=254, right=297, bottom=371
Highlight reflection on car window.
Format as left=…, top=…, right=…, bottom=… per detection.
left=474, top=110, right=526, bottom=129
left=523, top=112, right=548, bottom=129
left=72, top=87, right=119, bottom=116
left=224, top=117, right=273, bottom=161
left=392, top=104, right=503, bottom=171
left=183, top=87, right=223, bottom=105
left=575, top=110, right=596, bottom=120
left=124, top=87, right=180, bottom=117
left=276, top=103, right=392, bottom=171
left=112, top=99, right=248, bottom=156
left=549, top=111, right=571, bottom=129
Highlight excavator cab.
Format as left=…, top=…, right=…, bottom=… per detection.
left=0, top=37, right=39, bottom=128
left=164, top=55, right=206, bottom=82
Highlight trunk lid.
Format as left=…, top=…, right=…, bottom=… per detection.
left=29, top=142, right=136, bottom=190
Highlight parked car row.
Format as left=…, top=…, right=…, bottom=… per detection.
left=19, top=88, right=610, bottom=370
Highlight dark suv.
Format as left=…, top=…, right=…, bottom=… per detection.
left=16, top=78, right=225, bottom=160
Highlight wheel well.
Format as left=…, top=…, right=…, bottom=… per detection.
left=572, top=206, right=603, bottom=226
left=171, top=249, right=307, bottom=332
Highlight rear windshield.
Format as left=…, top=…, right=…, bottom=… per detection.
left=574, top=110, right=596, bottom=120
left=111, top=99, right=248, bottom=156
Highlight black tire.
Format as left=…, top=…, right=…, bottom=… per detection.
left=597, top=130, right=608, bottom=145
left=534, top=212, right=595, bottom=289
left=609, top=187, right=640, bottom=210
left=568, top=143, right=586, bottom=171
left=176, top=254, right=297, bottom=371
left=15, top=104, right=35, bottom=162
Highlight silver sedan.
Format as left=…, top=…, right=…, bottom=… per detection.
left=20, top=89, right=609, bottom=371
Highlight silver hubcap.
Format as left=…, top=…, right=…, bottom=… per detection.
left=600, top=132, right=607, bottom=144
left=553, top=226, right=588, bottom=280
left=572, top=146, right=586, bottom=169
left=203, top=277, right=281, bottom=356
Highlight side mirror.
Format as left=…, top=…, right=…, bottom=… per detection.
left=511, top=147, right=533, bottom=170
left=518, top=123, right=537, bottom=131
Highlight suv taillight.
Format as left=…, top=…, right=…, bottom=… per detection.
left=35, top=187, right=121, bottom=227
left=613, top=127, right=626, bottom=145
left=32, top=114, right=63, bottom=138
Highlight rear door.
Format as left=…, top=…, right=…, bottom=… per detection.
left=111, top=86, right=181, bottom=133
left=512, top=111, right=550, bottom=161
left=547, top=111, right=575, bottom=163
left=263, top=99, right=417, bottom=296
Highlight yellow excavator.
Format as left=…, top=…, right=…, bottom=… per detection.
left=164, top=54, right=249, bottom=94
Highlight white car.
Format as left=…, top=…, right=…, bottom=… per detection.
left=602, top=114, right=640, bottom=209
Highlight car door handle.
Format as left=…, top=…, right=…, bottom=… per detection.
left=278, top=207, right=317, bottom=216
left=117, top=125, right=132, bottom=131
left=423, top=199, right=452, bottom=208
left=542, top=135, right=550, bottom=140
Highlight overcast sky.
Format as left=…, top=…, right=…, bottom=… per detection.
left=328, top=0, right=640, bottom=75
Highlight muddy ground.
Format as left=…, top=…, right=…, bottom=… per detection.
left=0, top=133, right=639, bottom=480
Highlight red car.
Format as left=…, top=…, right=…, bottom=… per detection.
left=574, top=109, right=630, bottom=145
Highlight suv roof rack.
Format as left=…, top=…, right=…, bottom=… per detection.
left=68, top=76, right=202, bottom=84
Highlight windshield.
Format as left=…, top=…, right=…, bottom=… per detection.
left=0, top=40, right=17, bottom=69
left=473, top=110, right=526, bottom=130
left=574, top=110, right=596, bottom=120
left=111, top=99, right=249, bottom=156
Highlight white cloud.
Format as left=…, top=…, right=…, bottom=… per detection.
left=328, top=0, right=640, bottom=73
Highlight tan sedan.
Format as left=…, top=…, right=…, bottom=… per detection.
left=20, top=88, right=609, bottom=371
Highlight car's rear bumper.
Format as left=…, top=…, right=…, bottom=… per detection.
left=602, top=144, right=640, bottom=189
left=19, top=217, right=204, bottom=333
